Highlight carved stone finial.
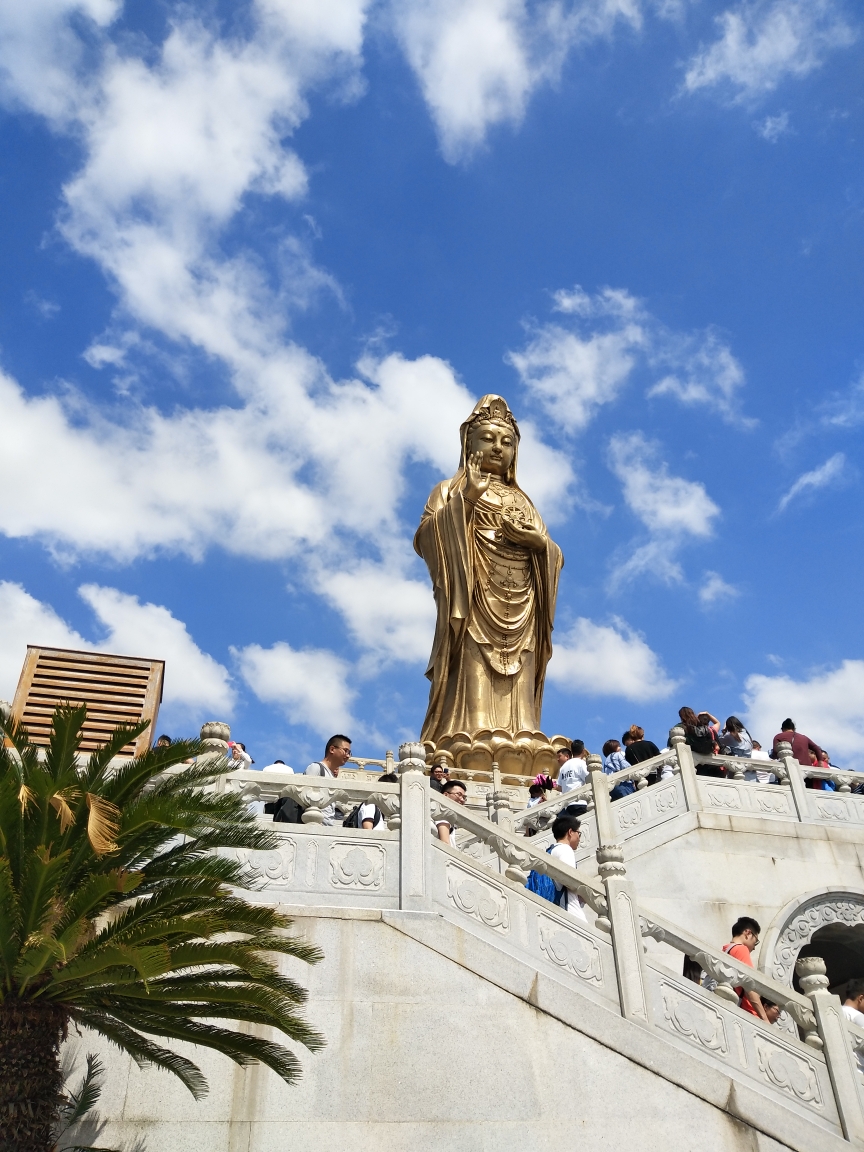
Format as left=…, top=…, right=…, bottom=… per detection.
left=668, top=725, right=685, bottom=747
left=200, top=720, right=230, bottom=753
left=586, top=752, right=603, bottom=774
left=776, top=740, right=794, bottom=760
left=398, top=741, right=427, bottom=774
left=796, top=955, right=831, bottom=996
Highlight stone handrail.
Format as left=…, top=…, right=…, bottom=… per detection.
left=429, top=787, right=822, bottom=1036
left=222, top=770, right=402, bottom=825
left=429, top=789, right=609, bottom=917
left=513, top=747, right=677, bottom=832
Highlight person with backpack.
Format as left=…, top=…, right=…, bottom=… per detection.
left=342, top=772, right=399, bottom=829
left=304, top=734, right=352, bottom=824
left=526, top=815, right=587, bottom=922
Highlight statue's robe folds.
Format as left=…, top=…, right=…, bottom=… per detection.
left=414, top=475, right=563, bottom=745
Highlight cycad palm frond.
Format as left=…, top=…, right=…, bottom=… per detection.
left=0, top=705, right=324, bottom=1152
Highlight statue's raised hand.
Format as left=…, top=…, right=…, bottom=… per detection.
left=464, top=451, right=491, bottom=505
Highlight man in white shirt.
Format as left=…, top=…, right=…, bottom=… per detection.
left=260, top=758, right=294, bottom=773
left=548, top=815, right=588, bottom=923
left=842, top=982, right=864, bottom=1074
left=557, top=740, right=589, bottom=794
left=304, top=734, right=352, bottom=825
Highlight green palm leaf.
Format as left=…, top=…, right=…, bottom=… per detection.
left=0, top=704, right=324, bottom=1152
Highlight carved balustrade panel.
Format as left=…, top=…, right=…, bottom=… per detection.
left=698, top=777, right=798, bottom=820
left=224, top=825, right=400, bottom=908
left=648, top=965, right=838, bottom=1131
left=429, top=841, right=618, bottom=1011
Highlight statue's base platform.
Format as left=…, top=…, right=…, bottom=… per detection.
left=424, top=728, right=570, bottom=779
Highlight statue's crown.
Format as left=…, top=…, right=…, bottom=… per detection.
left=466, top=397, right=516, bottom=430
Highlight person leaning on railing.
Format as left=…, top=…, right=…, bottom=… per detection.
left=435, top=778, right=467, bottom=844
left=602, top=738, right=635, bottom=800
left=722, top=917, right=772, bottom=1024
left=678, top=708, right=723, bottom=777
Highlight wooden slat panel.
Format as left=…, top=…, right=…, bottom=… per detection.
left=8, top=646, right=165, bottom=757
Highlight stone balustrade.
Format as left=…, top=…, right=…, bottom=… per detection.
left=212, top=726, right=864, bottom=1145
left=217, top=742, right=864, bottom=1143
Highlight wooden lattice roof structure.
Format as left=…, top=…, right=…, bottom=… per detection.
left=9, top=646, right=165, bottom=758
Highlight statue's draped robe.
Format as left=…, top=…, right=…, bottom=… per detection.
left=414, top=474, right=563, bottom=745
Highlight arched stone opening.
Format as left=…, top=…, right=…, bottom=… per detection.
left=793, top=922, right=864, bottom=996
left=762, top=889, right=864, bottom=997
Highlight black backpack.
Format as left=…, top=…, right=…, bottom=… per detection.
left=264, top=797, right=304, bottom=823
left=342, top=804, right=382, bottom=829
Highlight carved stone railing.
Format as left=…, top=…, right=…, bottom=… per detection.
left=217, top=740, right=864, bottom=1144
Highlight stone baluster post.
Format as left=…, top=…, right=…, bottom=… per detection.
left=488, top=764, right=515, bottom=834
left=669, top=726, right=701, bottom=813
left=587, top=754, right=652, bottom=1028
left=796, top=957, right=864, bottom=1143
left=200, top=721, right=231, bottom=793
left=777, top=740, right=808, bottom=821
left=398, top=742, right=431, bottom=912
left=385, top=749, right=396, bottom=774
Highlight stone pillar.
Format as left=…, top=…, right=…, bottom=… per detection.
left=777, top=740, right=809, bottom=821
left=488, top=764, right=515, bottom=834
left=588, top=754, right=652, bottom=1028
left=398, top=742, right=431, bottom=912
left=796, top=957, right=864, bottom=1143
left=669, top=726, right=701, bottom=813
left=200, top=721, right=231, bottom=792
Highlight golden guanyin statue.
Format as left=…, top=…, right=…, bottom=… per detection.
left=415, top=395, right=564, bottom=771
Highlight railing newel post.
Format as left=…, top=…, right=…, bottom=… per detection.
left=669, top=726, right=702, bottom=813
left=398, top=742, right=431, bottom=911
left=796, top=956, right=864, bottom=1142
left=588, top=754, right=652, bottom=1027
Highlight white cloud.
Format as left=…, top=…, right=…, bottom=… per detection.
left=0, top=581, right=89, bottom=702
left=699, top=570, right=740, bottom=606
left=0, top=580, right=233, bottom=720
left=510, top=285, right=750, bottom=430
left=743, top=661, right=864, bottom=769
left=776, top=452, right=846, bottom=513
left=235, top=640, right=357, bottom=732
left=819, top=373, right=864, bottom=429
left=548, top=616, right=678, bottom=702
left=314, top=558, right=435, bottom=666
left=683, top=0, right=855, bottom=100
left=390, top=0, right=642, bottom=161
left=608, top=432, right=720, bottom=536
left=754, top=110, right=790, bottom=141
left=608, top=538, right=684, bottom=590
left=0, top=1, right=569, bottom=673
left=78, top=584, right=235, bottom=716
left=647, top=329, right=753, bottom=427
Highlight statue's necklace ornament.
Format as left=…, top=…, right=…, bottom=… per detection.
left=413, top=394, right=569, bottom=778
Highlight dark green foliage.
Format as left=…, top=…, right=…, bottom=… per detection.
left=0, top=705, right=324, bottom=1152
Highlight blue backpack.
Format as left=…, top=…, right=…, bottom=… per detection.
left=526, top=845, right=567, bottom=907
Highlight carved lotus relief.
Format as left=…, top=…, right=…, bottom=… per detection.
left=661, top=987, right=727, bottom=1055
left=754, top=1038, right=822, bottom=1106
left=236, top=842, right=296, bottom=882
left=329, top=843, right=385, bottom=890
left=446, top=864, right=510, bottom=932
left=538, top=915, right=602, bottom=983
left=653, top=786, right=679, bottom=813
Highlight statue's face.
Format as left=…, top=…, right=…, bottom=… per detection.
left=467, top=421, right=515, bottom=477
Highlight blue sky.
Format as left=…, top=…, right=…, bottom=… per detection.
left=0, top=0, right=863, bottom=768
